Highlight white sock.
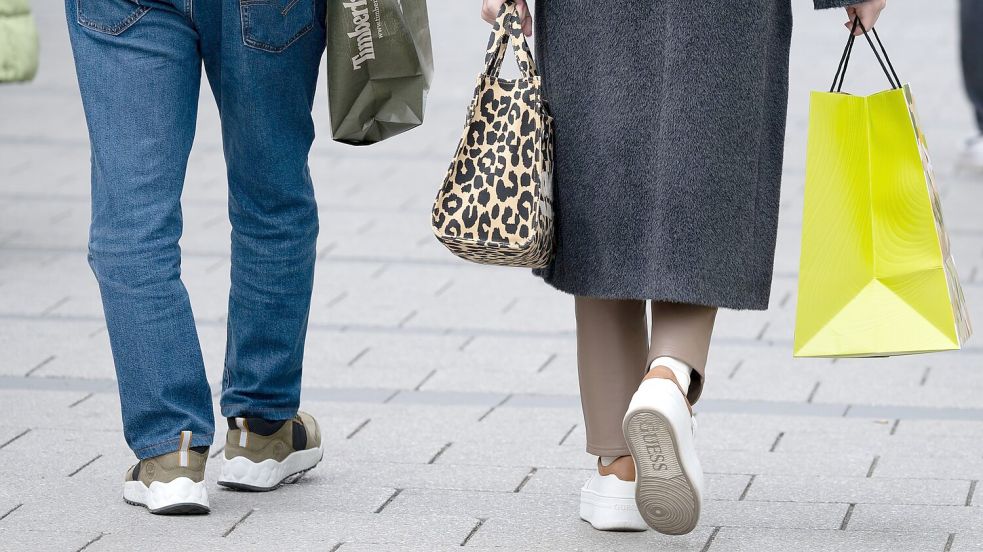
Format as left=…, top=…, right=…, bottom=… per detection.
left=649, top=356, right=692, bottom=395
left=599, top=456, right=619, bottom=467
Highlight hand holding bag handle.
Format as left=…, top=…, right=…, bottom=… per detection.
left=484, top=1, right=539, bottom=80
left=830, top=16, right=902, bottom=92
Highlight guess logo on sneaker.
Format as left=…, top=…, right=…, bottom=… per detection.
left=639, top=422, right=669, bottom=471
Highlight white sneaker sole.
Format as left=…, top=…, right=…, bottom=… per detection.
left=218, top=446, right=323, bottom=491
left=580, top=487, right=648, bottom=531
left=623, top=379, right=703, bottom=535
left=123, top=477, right=209, bottom=515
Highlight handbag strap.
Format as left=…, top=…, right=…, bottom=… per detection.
left=483, top=1, right=539, bottom=79
left=830, top=16, right=902, bottom=93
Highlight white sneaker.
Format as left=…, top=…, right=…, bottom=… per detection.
left=580, top=472, right=648, bottom=531
left=959, top=135, right=983, bottom=172
left=622, top=376, right=704, bottom=535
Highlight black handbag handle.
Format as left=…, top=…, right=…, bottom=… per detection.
left=830, top=16, right=901, bottom=93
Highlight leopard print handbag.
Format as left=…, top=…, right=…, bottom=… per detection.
left=430, top=1, right=555, bottom=268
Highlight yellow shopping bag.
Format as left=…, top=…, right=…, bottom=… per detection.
left=794, top=21, right=972, bottom=358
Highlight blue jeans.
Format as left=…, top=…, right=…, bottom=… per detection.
left=66, top=0, right=325, bottom=459
left=963, top=0, right=983, bottom=131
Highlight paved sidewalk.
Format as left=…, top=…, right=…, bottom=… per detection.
left=2, top=1, right=983, bottom=551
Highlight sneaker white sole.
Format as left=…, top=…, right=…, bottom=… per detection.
left=580, top=487, right=648, bottom=531
left=218, top=445, right=323, bottom=491
left=123, top=477, right=209, bottom=515
left=623, top=379, right=703, bottom=535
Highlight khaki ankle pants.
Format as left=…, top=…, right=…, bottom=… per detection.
left=575, top=297, right=717, bottom=457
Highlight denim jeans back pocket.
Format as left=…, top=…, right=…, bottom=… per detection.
left=240, top=0, right=316, bottom=53
left=76, top=0, right=150, bottom=36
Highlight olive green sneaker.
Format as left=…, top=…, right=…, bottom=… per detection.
left=122, top=431, right=209, bottom=515
left=218, top=411, right=323, bottom=491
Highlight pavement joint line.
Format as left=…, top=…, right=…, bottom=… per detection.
left=769, top=432, right=785, bottom=453
left=966, top=480, right=978, bottom=506
left=40, top=296, right=71, bottom=316
left=347, top=419, right=371, bottom=440
left=397, top=310, right=418, bottom=328
left=434, top=279, right=453, bottom=297
left=920, top=366, right=932, bottom=386
left=558, top=424, right=577, bottom=446
left=210, top=444, right=226, bottom=459
left=458, top=336, right=475, bottom=351
left=222, top=508, right=255, bottom=537
left=0, top=429, right=31, bottom=450
left=738, top=475, right=756, bottom=501
left=347, top=347, right=370, bottom=367
left=728, top=360, right=743, bottom=380
left=383, top=390, right=400, bottom=404
left=370, top=262, right=388, bottom=279
left=7, top=375, right=983, bottom=421
left=513, top=467, right=538, bottom=493
left=866, top=455, right=880, bottom=478
left=75, top=533, right=104, bottom=552
left=536, top=353, right=557, bottom=373
left=478, top=394, right=512, bottom=422
left=459, top=517, right=486, bottom=547
left=756, top=322, right=770, bottom=341
left=68, top=454, right=102, bottom=477
left=373, top=488, right=403, bottom=514
left=3, top=311, right=898, bottom=351
left=317, top=242, right=337, bottom=257
left=428, top=442, right=453, bottom=465
left=700, top=526, right=721, bottom=552
left=328, top=542, right=344, bottom=552
left=68, top=392, right=94, bottom=408
left=945, top=533, right=956, bottom=552
left=414, top=370, right=437, bottom=391
left=839, top=503, right=856, bottom=530
left=24, top=355, right=56, bottom=377
left=326, top=291, right=348, bottom=308
left=806, top=381, right=821, bottom=403
left=501, top=297, right=519, bottom=314
left=779, top=291, right=792, bottom=308
left=890, top=419, right=901, bottom=435
left=0, top=503, right=22, bottom=522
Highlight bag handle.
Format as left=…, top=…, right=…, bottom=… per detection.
left=483, top=0, right=539, bottom=79
left=830, top=16, right=902, bottom=93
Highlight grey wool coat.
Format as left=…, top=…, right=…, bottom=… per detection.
left=532, top=0, right=857, bottom=310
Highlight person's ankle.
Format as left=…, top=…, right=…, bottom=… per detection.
left=597, top=455, right=635, bottom=482
left=644, top=356, right=692, bottom=396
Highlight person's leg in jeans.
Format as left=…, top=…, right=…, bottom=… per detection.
left=961, top=0, right=983, bottom=133
left=66, top=0, right=213, bottom=460
left=197, top=0, right=327, bottom=490
left=66, top=0, right=214, bottom=514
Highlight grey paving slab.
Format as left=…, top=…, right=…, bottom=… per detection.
left=745, top=475, right=972, bottom=505
left=468, top=516, right=715, bottom=552
left=701, top=450, right=875, bottom=477
left=848, top=504, right=983, bottom=533
left=0, top=530, right=102, bottom=552
left=707, top=528, right=948, bottom=552
left=702, top=500, right=849, bottom=530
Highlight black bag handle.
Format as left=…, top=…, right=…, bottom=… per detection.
left=830, top=16, right=902, bottom=93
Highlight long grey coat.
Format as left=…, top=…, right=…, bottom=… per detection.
left=533, top=0, right=856, bottom=310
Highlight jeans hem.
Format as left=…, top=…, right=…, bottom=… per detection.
left=133, top=432, right=214, bottom=460
left=220, top=404, right=299, bottom=420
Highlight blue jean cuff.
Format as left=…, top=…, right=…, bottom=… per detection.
left=220, top=404, right=299, bottom=421
left=133, top=432, right=214, bottom=460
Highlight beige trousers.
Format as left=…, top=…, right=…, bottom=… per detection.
left=575, top=297, right=717, bottom=457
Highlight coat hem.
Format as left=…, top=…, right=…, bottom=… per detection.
left=535, top=270, right=771, bottom=312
